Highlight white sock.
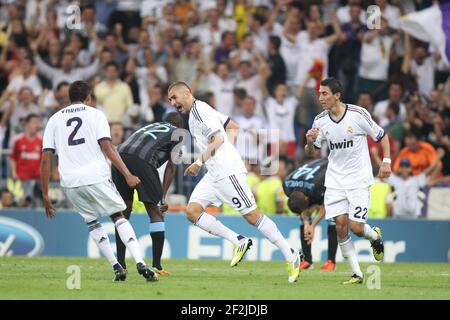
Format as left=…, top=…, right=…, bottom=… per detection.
left=363, top=224, right=379, bottom=241
left=339, top=235, right=363, bottom=277
left=195, top=213, right=240, bottom=245
left=115, top=218, right=145, bottom=265
left=255, top=215, right=295, bottom=262
left=88, top=222, right=118, bottom=266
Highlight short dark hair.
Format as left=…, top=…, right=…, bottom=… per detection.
left=269, top=35, right=281, bottom=51
left=56, top=81, right=70, bottom=92
left=287, top=191, right=309, bottom=215
left=105, top=61, right=119, bottom=70
left=387, top=102, right=400, bottom=116
left=24, top=113, right=40, bottom=123
left=320, top=77, right=343, bottom=94
left=164, top=112, right=184, bottom=128
left=69, top=81, right=92, bottom=103
left=168, top=81, right=191, bottom=93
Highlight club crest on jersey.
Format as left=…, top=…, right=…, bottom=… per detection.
left=347, top=125, right=353, bottom=134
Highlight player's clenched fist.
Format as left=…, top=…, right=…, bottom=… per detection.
left=306, top=127, right=320, bottom=144
left=126, top=174, right=141, bottom=187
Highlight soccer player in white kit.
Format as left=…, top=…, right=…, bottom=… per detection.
left=40, top=81, right=157, bottom=282
left=305, top=78, right=390, bottom=284
left=168, top=82, right=302, bottom=283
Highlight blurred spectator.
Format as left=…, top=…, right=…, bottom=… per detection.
left=42, top=81, right=70, bottom=119
left=369, top=173, right=393, bottom=219
left=387, top=149, right=445, bottom=219
left=357, top=17, right=397, bottom=102
left=127, top=47, right=168, bottom=114
left=271, top=4, right=302, bottom=89
left=384, top=102, right=404, bottom=145
left=256, top=157, right=291, bottom=215
left=264, top=83, right=297, bottom=158
left=263, top=35, right=287, bottom=95
left=235, top=60, right=264, bottom=114
left=373, top=81, right=407, bottom=127
left=335, top=3, right=366, bottom=102
left=214, top=30, right=236, bottom=64
left=336, top=0, right=365, bottom=24
left=230, top=33, right=263, bottom=68
left=234, top=95, right=266, bottom=164
left=9, top=113, right=42, bottom=181
left=433, top=108, right=450, bottom=176
left=6, top=56, right=42, bottom=96
left=7, top=87, right=40, bottom=138
left=402, top=33, right=448, bottom=99
left=110, top=122, right=125, bottom=146
left=357, top=91, right=375, bottom=114
left=94, top=61, right=134, bottom=122
left=188, top=8, right=224, bottom=57
left=393, top=131, right=440, bottom=176
left=33, top=48, right=100, bottom=89
left=9, top=113, right=42, bottom=207
left=208, top=62, right=236, bottom=116
left=0, top=187, right=16, bottom=208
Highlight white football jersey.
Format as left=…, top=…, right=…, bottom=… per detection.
left=312, top=104, right=385, bottom=189
left=189, top=100, right=247, bottom=181
left=42, top=103, right=112, bottom=188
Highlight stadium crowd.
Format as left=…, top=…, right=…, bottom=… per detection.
left=0, top=0, right=449, bottom=219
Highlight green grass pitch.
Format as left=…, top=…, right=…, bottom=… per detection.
left=1, top=257, right=449, bottom=300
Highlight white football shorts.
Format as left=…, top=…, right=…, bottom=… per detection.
left=189, top=172, right=257, bottom=215
left=324, top=187, right=370, bottom=223
left=62, top=179, right=126, bottom=223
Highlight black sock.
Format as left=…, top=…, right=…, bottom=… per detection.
left=150, top=231, right=165, bottom=269
left=300, top=224, right=312, bottom=263
left=115, top=227, right=126, bottom=269
left=328, top=224, right=338, bottom=263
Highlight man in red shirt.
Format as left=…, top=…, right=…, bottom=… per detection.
left=10, top=114, right=42, bottom=205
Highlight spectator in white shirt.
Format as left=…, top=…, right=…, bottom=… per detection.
left=234, top=95, right=266, bottom=164
left=264, top=83, right=298, bottom=158
left=387, top=149, right=444, bottom=219
left=373, top=82, right=407, bottom=128
left=6, top=56, right=42, bottom=97
left=208, top=62, right=236, bottom=116
left=235, top=60, right=264, bottom=115
left=357, top=17, right=397, bottom=102
left=402, top=33, right=448, bottom=99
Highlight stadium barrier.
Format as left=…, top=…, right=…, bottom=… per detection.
left=1, top=209, right=449, bottom=262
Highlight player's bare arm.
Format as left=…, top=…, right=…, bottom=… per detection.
left=225, top=118, right=239, bottom=145
left=99, top=139, right=141, bottom=187
left=40, top=151, right=56, bottom=218
left=305, top=127, right=320, bottom=156
left=184, top=133, right=225, bottom=176
left=160, top=160, right=176, bottom=213
left=305, top=205, right=325, bottom=244
left=377, top=134, right=392, bottom=179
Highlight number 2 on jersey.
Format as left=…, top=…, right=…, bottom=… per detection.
left=67, top=117, right=85, bottom=146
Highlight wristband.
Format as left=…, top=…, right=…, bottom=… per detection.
left=195, top=158, right=203, bottom=167
left=382, top=158, right=391, bottom=164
